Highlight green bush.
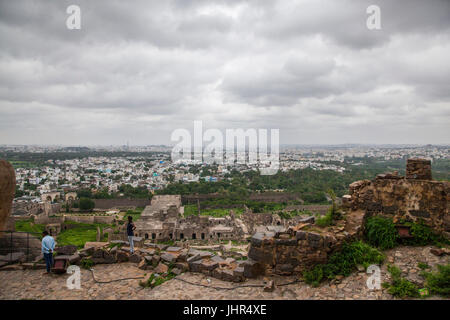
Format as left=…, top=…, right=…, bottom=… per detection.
left=81, top=258, right=94, bottom=270
left=139, top=271, right=177, bottom=288
left=383, top=265, right=419, bottom=298
left=79, top=197, right=95, bottom=211
left=365, top=216, right=398, bottom=250
left=303, top=241, right=384, bottom=286
left=417, top=262, right=430, bottom=270
left=303, top=265, right=324, bottom=287
left=315, top=211, right=333, bottom=227
left=403, top=222, right=448, bottom=246
left=422, top=264, right=450, bottom=297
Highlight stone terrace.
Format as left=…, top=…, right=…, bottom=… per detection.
left=0, top=246, right=447, bottom=300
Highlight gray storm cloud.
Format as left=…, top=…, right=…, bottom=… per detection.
left=0, top=0, right=449, bottom=145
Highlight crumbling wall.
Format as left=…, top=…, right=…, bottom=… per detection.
left=406, top=158, right=432, bottom=180
left=247, top=209, right=365, bottom=276
left=347, top=176, right=449, bottom=235
left=246, top=159, right=448, bottom=276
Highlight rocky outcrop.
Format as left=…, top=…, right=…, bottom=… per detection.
left=0, top=160, right=16, bottom=233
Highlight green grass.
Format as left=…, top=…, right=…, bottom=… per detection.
left=383, top=265, right=419, bottom=298
left=417, top=262, right=430, bottom=270
left=303, top=241, right=384, bottom=287
left=315, top=211, right=333, bottom=227
left=421, top=264, right=450, bottom=297
left=139, top=268, right=177, bottom=288
left=56, top=222, right=111, bottom=248
left=15, top=219, right=45, bottom=236
left=125, top=208, right=144, bottom=222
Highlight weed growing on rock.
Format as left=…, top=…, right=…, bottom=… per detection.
left=382, top=265, right=419, bottom=298
left=421, top=264, right=450, bottom=297
left=365, top=216, right=398, bottom=250
left=303, top=241, right=384, bottom=287
left=80, top=258, right=94, bottom=270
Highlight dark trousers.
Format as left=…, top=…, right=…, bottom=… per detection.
left=43, top=252, right=53, bottom=273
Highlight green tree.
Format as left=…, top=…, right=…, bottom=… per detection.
left=79, top=197, right=95, bottom=211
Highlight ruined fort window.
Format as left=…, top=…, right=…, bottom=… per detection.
left=217, top=233, right=221, bottom=238
left=192, top=233, right=196, bottom=239
left=152, top=233, right=156, bottom=239
left=145, top=233, right=148, bottom=239
left=201, top=233, right=205, bottom=240
left=169, top=233, right=173, bottom=239
left=180, top=233, right=184, bottom=239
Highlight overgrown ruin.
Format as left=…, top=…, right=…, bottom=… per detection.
left=246, top=158, right=449, bottom=277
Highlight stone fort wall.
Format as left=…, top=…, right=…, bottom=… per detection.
left=246, top=159, right=449, bottom=276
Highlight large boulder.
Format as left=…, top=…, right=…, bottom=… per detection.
left=161, top=252, right=177, bottom=263
left=91, top=249, right=116, bottom=264
left=129, top=253, right=142, bottom=263
left=0, top=160, right=15, bottom=233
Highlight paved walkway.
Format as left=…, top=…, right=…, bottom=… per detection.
left=0, top=246, right=448, bottom=300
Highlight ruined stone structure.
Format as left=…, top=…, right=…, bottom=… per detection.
left=65, top=192, right=77, bottom=202
left=247, top=210, right=364, bottom=276
left=135, top=195, right=247, bottom=241
left=41, top=192, right=61, bottom=203
left=246, top=158, right=448, bottom=276
left=406, top=158, right=432, bottom=180
left=346, top=158, right=449, bottom=236
left=0, top=160, right=16, bottom=233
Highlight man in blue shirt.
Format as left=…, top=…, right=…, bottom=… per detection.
left=41, top=231, right=55, bottom=274
left=127, top=216, right=136, bottom=254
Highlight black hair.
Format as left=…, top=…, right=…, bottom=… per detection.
left=128, top=216, right=133, bottom=221
left=42, top=230, right=49, bottom=236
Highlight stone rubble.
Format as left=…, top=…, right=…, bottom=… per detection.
left=0, top=246, right=447, bottom=300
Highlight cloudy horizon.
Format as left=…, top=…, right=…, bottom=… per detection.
left=0, top=0, right=449, bottom=146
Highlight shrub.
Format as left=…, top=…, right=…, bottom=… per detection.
left=303, top=265, right=324, bottom=287
left=403, top=221, right=449, bottom=247
left=315, top=210, right=333, bottom=227
left=422, top=264, right=450, bottom=297
left=81, top=258, right=94, bottom=270
left=365, top=216, right=398, bottom=250
left=383, top=265, right=419, bottom=298
left=417, top=262, right=430, bottom=270
left=79, top=197, right=95, bottom=211
left=139, top=271, right=177, bottom=288
left=303, top=241, right=384, bottom=286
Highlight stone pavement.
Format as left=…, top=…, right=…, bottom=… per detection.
left=0, top=246, right=448, bottom=300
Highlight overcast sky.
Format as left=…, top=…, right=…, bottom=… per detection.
left=0, top=0, right=449, bottom=146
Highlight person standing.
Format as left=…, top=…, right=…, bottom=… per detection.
left=41, top=230, right=55, bottom=274
left=127, top=216, right=136, bottom=254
